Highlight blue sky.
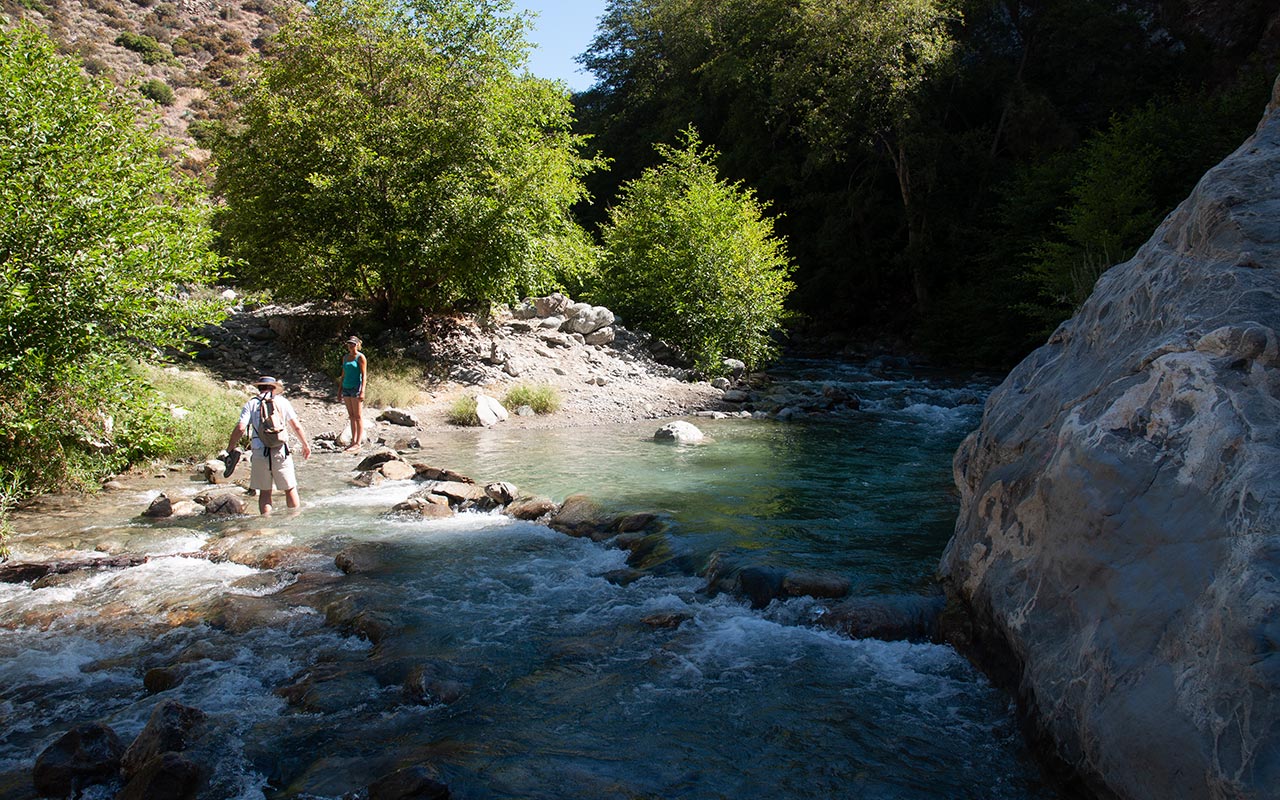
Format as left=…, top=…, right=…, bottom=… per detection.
left=513, top=0, right=609, bottom=92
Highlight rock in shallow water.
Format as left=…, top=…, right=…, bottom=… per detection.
left=653, top=420, right=703, bottom=443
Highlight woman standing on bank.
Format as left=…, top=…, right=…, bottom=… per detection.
left=341, top=336, right=367, bottom=452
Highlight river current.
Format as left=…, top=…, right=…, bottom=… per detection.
left=0, top=360, right=1059, bottom=799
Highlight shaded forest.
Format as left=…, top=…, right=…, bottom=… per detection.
left=570, top=0, right=1280, bottom=364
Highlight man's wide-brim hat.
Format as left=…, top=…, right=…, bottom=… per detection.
left=255, top=376, right=283, bottom=394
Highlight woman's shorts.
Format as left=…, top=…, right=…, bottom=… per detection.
left=342, top=386, right=362, bottom=398
left=249, top=446, right=297, bottom=492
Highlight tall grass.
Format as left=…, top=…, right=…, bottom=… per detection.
left=363, top=356, right=426, bottom=409
left=141, top=364, right=248, bottom=461
left=502, top=383, right=561, bottom=414
left=445, top=395, right=480, bottom=426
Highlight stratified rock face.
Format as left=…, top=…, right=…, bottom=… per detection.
left=940, top=77, right=1280, bottom=800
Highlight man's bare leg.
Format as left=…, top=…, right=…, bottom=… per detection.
left=259, top=489, right=273, bottom=516
left=284, top=487, right=301, bottom=509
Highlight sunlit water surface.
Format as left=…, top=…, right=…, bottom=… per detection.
left=0, top=360, right=1058, bottom=799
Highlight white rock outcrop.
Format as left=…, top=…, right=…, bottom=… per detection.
left=939, top=78, right=1280, bottom=799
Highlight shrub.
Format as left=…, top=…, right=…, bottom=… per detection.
left=82, top=57, right=110, bottom=76
left=594, top=128, right=794, bottom=375
left=187, top=118, right=220, bottom=146
left=214, top=0, right=601, bottom=321
left=445, top=396, right=480, bottom=427
left=0, top=477, right=15, bottom=561
left=139, top=78, right=174, bottom=105
left=114, top=31, right=173, bottom=64
left=502, top=384, right=560, bottom=415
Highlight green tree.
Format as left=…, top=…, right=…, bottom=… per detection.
left=0, top=23, right=226, bottom=496
left=595, top=128, right=794, bottom=374
left=215, top=0, right=601, bottom=320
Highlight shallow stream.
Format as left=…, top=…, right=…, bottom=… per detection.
left=0, top=360, right=1059, bottom=799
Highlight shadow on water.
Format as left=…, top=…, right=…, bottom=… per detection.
left=0, top=359, right=1064, bottom=799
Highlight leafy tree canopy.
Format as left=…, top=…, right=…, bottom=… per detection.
left=0, top=23, right=226, bottom=494
left=215, top=0, right=603, bottom=321
left=594, top=128, right=794, bottom=374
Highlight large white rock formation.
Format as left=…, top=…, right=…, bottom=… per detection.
left=940, top=77, right=1280, bottom=799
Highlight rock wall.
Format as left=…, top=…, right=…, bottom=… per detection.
left=939, top=76, right=1280, bottom=799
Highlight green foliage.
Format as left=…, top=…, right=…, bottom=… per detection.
left=215, top=0, right=603, bottom=320
left=502, top=383, right=560, bottom=414
left=576, top=0, right=1274, bottom=364
left=445, top=395, right=480, bottom=427
left=0, top=476, right=16, bottom=560
left=1017, top=78, right=1274, bottom=336
left=595, top=128, right=794, bottom=374
left=114, top=30, right=174, bottom=65
left=0, top=24, right=227, bottom=496
left=139, top=77, right=175, bottom=105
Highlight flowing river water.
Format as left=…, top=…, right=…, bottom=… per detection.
left=0, top=360, right=1060, bottom=799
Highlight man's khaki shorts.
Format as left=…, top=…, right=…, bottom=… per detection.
left=249, top=446, right=297, bottom=492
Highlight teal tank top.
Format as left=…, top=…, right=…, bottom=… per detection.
left=342, top=355, right=363, bottom=389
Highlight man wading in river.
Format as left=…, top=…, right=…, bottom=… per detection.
left=225, top=376, right=312, bottom=515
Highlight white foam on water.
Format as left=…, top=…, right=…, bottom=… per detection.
left=145, top=533, right=211, bottom=555
left=314, top=479, right=420, bottom=509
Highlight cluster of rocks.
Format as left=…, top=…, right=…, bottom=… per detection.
left=693, top=374, right=863, bottom=422
left=140, top=488, right=247, bottom=520
left=32, top=699, right=448, bottom=800
left=34, top=701, right=209, bottom=800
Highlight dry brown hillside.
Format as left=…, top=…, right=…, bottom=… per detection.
left=2, top=0, right=298, bottom=172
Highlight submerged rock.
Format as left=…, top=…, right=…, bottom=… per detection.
left=939, top=78, right=1280, bottom=800
left=116, top=751, right=201, bottom=800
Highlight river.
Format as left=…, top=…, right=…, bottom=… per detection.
left=0, top=359, right=1061, bottom=799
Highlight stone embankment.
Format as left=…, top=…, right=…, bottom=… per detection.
left=939, top=77, right=1280, bottom=798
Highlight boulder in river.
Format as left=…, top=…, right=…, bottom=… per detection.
left=368, top=765, right=451, bottom=800
left=548, top=494, right=614, bottom=541
left=116, top=751, right=202, bottom=800
left=504, top=495, right=557, bottom=520
left=939, top=77, right=1280, bottom=800
left=33, top=722, right=124, bottom=798
left=379, top=459, right=417, bottom=481
left=653, top=421, right=704, bottom=444
left=121, top=700, right=208, bottom=780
